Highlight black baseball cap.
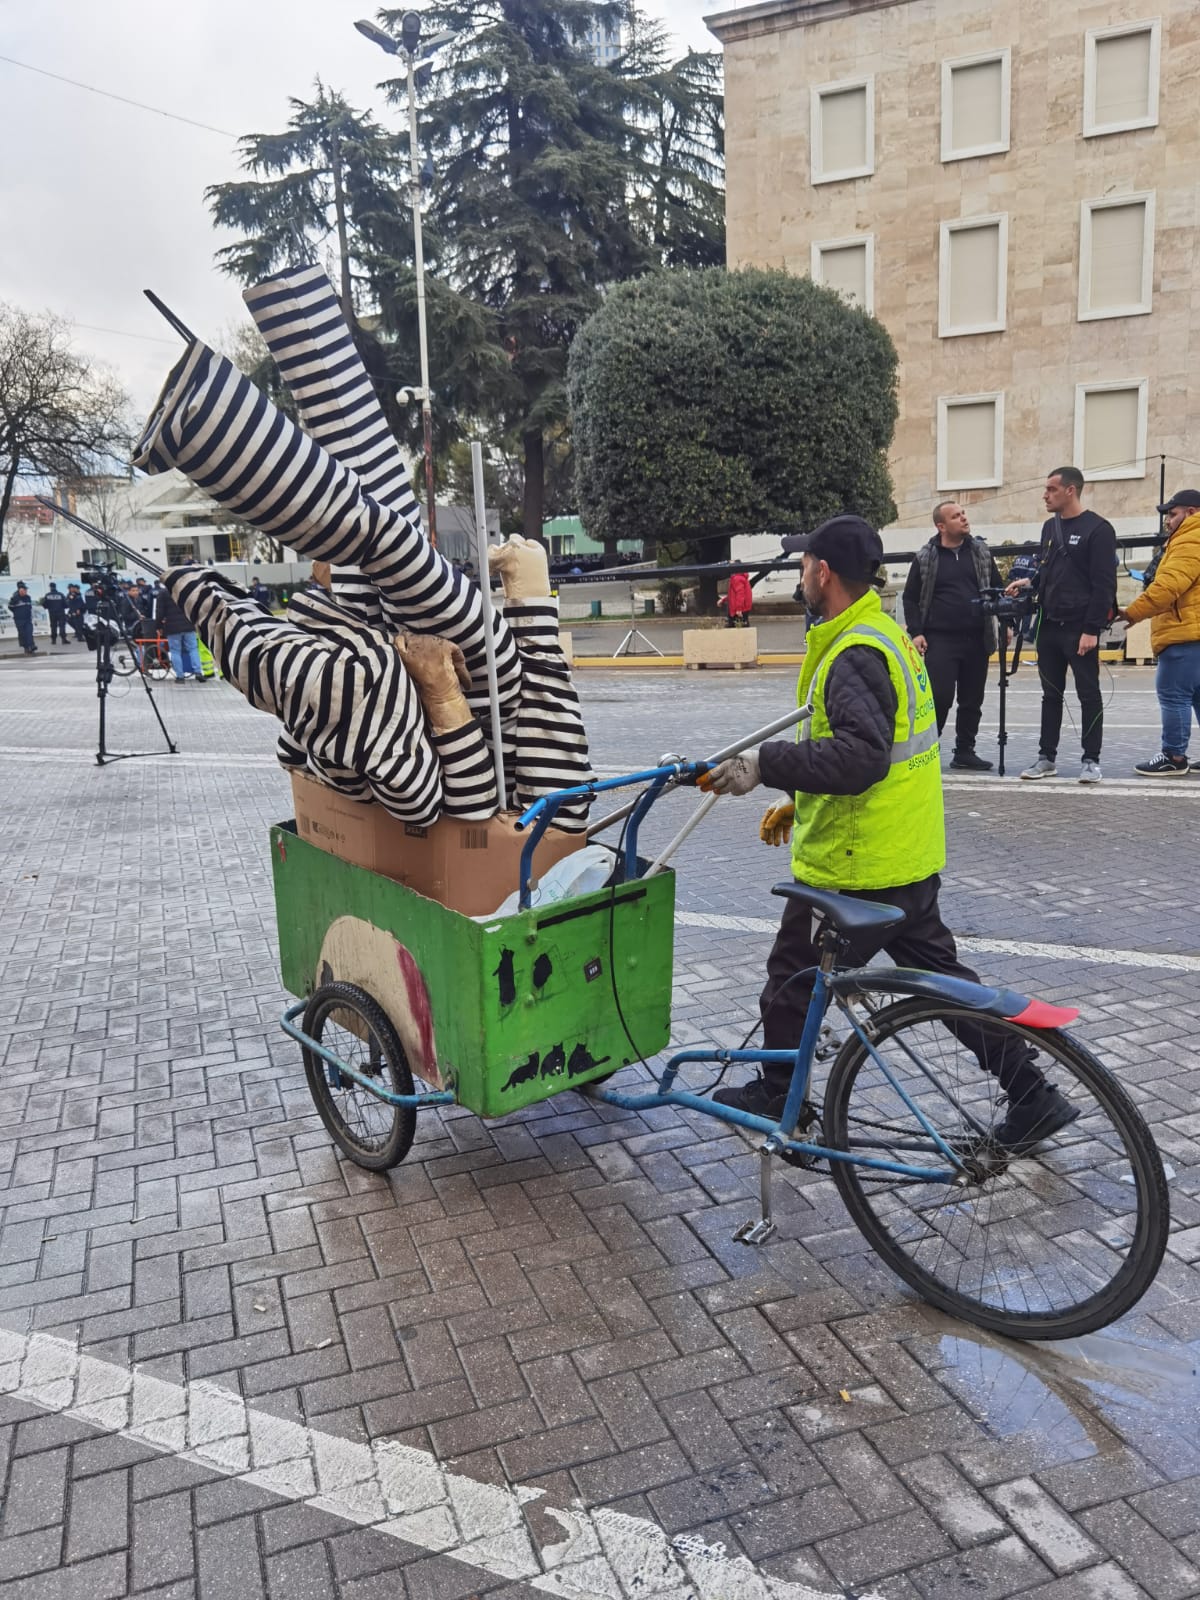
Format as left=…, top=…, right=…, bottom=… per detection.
left=782, top=515, right=886, bottom=588
left=1156, top=489, right=1200, bottom=514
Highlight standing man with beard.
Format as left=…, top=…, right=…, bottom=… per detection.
left=1007, top=467, right=1117, bottom=784
left=902, top=501, right=1002, bottom=771
left=698, top=515, right=1079, bottom=1151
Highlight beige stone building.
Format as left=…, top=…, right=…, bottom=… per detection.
left=707, top=0, right=1198, bottom=554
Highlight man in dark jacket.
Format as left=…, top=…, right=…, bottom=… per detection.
left=65, top=584, right=87, bottom=640
left=155, top=585, right=206, bottom=682
left=248, top=576, right=272, bottom=607
left=8, top=583, right=38, bottom=654
left=902, top=502, right=1001, bottom=771
left=39, top=583, right=69, bottom=644
left=1008, top=466, right=1117, bottom=783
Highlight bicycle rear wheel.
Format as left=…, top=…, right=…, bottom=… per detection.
left=111, top=639, right=138, bottom=676
left=823, top=999, right=1169, bottom=1339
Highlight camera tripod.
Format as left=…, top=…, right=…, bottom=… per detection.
left=993, top=620, right=1025, bottom=778
left=92, top=600, right=178, bottom=768
left=611, top=580, right=663, bottom=658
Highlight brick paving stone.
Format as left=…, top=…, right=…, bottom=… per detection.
left=63, top=1466, right=128, bottom=1562
left=197, top=1512, right=265, bottom=1600
left=0, top=1550, right=128, bottom=1600
left=0, top=1526, right=62, bottom=1583
left=1076, top=1501, right=1200, bottom=1600
left=130, top=1489, right=196, bottom=1589
left=1, top=1446, right=69, bottom=1535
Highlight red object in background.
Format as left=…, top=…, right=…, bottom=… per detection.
left=725, top=571, right=753, bottom=618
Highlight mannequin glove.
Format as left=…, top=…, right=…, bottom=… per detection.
left=697, top=751, right=761, bottom=796
left=759, top=800, right=795, bottom=847
left=487, top=535, right=550, bottom=603
left=394, top=632, right=473, bottom=734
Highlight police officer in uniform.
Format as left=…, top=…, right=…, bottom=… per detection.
left=39, top=582, right=69, bottom=644
left=8, top=583, right=38, bottom=654
left=65, top=584, right=87, bottom=640
left=699, top=515, right=1079, bottom=1151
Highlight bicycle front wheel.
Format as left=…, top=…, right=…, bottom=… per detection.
left=823, top=999, right=1168, bottom=1340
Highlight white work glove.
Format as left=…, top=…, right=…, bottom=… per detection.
left=698, top=751, right=761, bottom=796
left=759, top=799, right=795, bottom=846
left=487, top=535, right=550, bottom=603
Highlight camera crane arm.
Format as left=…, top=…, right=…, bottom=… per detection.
left=35, top=498, right=165, bottom=579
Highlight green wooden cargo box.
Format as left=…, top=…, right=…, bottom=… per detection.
left=271, top=822, right=675, bottom=1117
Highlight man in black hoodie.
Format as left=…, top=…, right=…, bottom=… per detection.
left=155, top=583, right=207, bottom=683
left=1008, top=466, right=1116, bottom=784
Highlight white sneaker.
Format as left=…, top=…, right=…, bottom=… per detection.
left=1079, top=759, right=1102, bottom=784
left=1020, top=758, right=1057, bottom=780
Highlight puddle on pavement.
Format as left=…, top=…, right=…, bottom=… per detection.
left=916, top=1315, right=1200, bottom=1461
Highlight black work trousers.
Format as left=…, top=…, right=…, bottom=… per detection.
left=49, top=616, right=67, bottom=643
left=759, top=873, right=1041, bottom=1100
left=924, top=631, right=989, bottom=751
left=1036, top=621, right=1103, bottom=762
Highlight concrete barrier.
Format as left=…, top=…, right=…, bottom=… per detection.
left=1124, top=619, right=1154, bottom=664
left=682, top=626, right=758, bottom=670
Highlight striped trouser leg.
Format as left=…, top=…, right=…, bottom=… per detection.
left=164, top=568, right=446, bottom=825
left=501, top=599, right=594, bottom=831
left=134, top=339, right=522, bottom=726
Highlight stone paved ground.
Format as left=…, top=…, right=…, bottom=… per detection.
left=2, top=650, right=1199, bottom=1599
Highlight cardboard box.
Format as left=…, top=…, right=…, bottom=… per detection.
left=290, top=772, right=583, bottom=917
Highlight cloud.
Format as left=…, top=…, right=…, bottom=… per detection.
left=0, top=1, right=718, bottom=420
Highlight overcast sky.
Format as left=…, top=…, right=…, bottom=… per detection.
left=0, top=1, right=722, bottom=421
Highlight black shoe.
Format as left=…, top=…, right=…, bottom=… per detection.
left=994, top=1085, right=1081, bottom=1153
left=1134, top=753, right=1190, bottom=777
left=950, top=750, right=993, bottom=772
left=712, top=1074, right=789, bottom=1119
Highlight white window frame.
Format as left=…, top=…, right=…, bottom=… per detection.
left=1078, top=191, right=1156, bottom=321
left=810, top=234, right=876, bottom=313
left=938, top=213, right=1009, bottom=337
left=810, top=75, right=875, bottom=185
left=1083, top=19, right=1162, bottom=137
left=940, top=48, right=1012, bottom=162
left=1073, top=379, right=1149, bottom=481
left=936, top=393, right=1005, bottom=491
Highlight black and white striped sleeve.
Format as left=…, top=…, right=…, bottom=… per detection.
left=501, top=596, right=594, bottom=831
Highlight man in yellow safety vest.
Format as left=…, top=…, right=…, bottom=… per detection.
left=700, top=516, right=1077, bottom=1149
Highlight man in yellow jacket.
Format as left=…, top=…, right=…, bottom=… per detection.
left=1121, top=490, right=1200, bottom=776
left=700, top=515, right=1078, bottom=1151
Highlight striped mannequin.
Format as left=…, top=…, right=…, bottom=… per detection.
left=166, top=567, right=498, bottom=822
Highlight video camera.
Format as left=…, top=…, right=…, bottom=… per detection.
left=970, top=585, right=1034, bottom=625
left=78, top=560, right=124, bottom=599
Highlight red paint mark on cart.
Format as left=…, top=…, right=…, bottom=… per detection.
left=277, top=838, right=287, bottom=863
left=395, top=944, right=437, bottom=1075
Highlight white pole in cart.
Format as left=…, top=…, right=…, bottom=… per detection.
left=471, top=441, right=508, bottom=807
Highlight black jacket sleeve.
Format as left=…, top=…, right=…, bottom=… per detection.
left=758, top=646, right=898, bottom=798
left=1085, top=518, right=1118, bottom=635
left=901, top=560, right=923, bottom=633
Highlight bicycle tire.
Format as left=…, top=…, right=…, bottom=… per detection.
left=823, top=998, right=1169, bottom=1340
left=301, top=981, right=417, bottom=1170
left=110, top=640, right=138, bottom=676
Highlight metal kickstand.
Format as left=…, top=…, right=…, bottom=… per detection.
left=733, top=1142, right=778, bottom=1246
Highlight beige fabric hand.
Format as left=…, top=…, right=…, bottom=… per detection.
left=759, top=800, right=795, bottom=847
left=487, top=535, right=550, bottom=603
left=311, top=561, right=333, bottom=593
left=394, top=633, right=473, bottom=734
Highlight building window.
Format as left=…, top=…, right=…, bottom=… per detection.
left=1074, top=381, right=1148, bottom=480
left=941, top=49, right=1011, bottom=161
left=810, top=76, right=874, bottom=185
left=1084, top=21, right=1161, bottom=137
left=1079, top=193, right=1155, bottom=320
left=811, top=235, right=875, bottom=312
left=937, top=394, right=1004, bottom=490
left=938, top=215, right=1008, bottom=337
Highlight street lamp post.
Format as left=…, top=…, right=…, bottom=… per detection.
left=355, top=14, right=442, bottom=548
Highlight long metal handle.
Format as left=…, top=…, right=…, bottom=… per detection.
left=584, top=703, right=812, bottom=839
left=644, top=791, right=719, bottom=878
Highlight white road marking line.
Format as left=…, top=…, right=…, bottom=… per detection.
left=943, top=776, right=1200, bottom=796
left=676, top=913, right=1200, bottom=973
left=0, top=1327, right=878, bottom=1600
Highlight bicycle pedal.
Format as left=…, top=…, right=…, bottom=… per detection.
left=733, top=1217, right=777, bottom=1246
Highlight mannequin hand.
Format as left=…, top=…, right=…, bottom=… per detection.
left=394, top=633, right=473, bottom=733
left=759, top=800, right=795, bottom=846
left=487, top=535, right=550, bottom=602
left=697, top=751, right=761, bottom=796
left=311, top=561, right=333, bottom=593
